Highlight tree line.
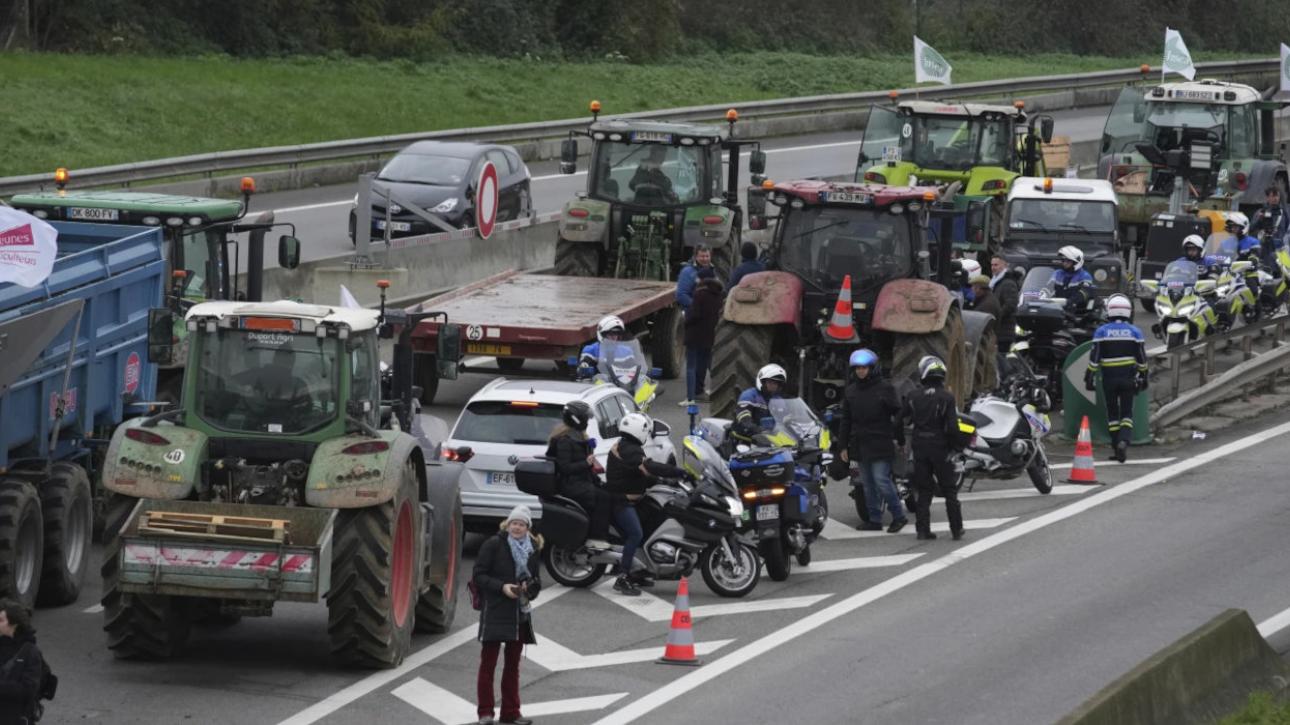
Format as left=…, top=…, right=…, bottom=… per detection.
left=2, top=0, right=1285, bottom=61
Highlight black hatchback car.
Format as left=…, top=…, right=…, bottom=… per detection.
left=349, top=141, right=532, bottom=241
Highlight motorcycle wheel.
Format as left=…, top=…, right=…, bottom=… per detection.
left=700, top=540, right=760, bottom=598
left=760, top=537, right=792, bottom=582
left=542, top=546, right=606, bottom=588
left=795, top=544, right=812, bottom=567
left=1027, top=444, right=1053, bottom=494
left=1166, top=331, right=1186, bottom=349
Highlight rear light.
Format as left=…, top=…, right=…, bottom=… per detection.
left=740, top=486, right=786, bottom=501
left=567, top=208, right=590, bottom=218
left=702, top=214, right=724, bottom=225
left=982, top=179, right=1008, bottom=191
left=1233, top=172, right=1248, bottom=191
left=443, top=446, right=474, bottom=463
left=863, top=171, right=886, bottom=183
left=125, top=429, right=170, bottom=446
left=342, top=440, right=390, bottom=455
left=241, top=316, right=299, bottom=332
left=509, top=401, right=540, bottom=408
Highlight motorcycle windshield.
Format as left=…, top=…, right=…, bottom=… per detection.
left=1161, top=260, right=1199, bottom=291
left=768, top=397, right=823, bottom=446
left=597, top=339, right=645, bottom=389
left=1020, top=265, right=1057, bottom=300
left=681, top=436, right=737, bottom=495
left=1202, top=233, right=1239, bottom=265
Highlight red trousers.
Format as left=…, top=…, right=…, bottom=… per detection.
left=477, top=641, right=523, bottom=719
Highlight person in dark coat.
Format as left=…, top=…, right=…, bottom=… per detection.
left=990, top=255, right=1020, bottom=353
left=836, top=349, right=907, bottom=533
left=683, top=267, right=723, bottom=404
left=903, top=356, right=965, bottom=541
left=727, top=242, right=765, bottom=289
left=474, top=506, right=543, bottom=725
left=969, top=275, right=1001, bottom=321
left=0, top=600, right=44, bottom=725
left=545, top=401, right=610, bottom=548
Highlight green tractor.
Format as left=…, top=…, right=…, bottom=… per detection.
left=99, top=289, right=464, bottom=668
left=555, top=103, right=766, bottom=281
left=855, top=99, right=1054, bottom=250
left=9, top=173, right=302, bottom=399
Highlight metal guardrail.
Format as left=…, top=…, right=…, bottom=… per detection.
left=1, top=58, right=1277, bottom=196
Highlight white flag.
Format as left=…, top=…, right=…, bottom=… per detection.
left=1162, top=28, right=1196, bottom=81
left=914, top=36, right=952, bottom=85
left=1281, top=43, right=1290, bottom=93
left=339, top=284, right=361, bottom=309
left=0, top=207, right=57, bottom=288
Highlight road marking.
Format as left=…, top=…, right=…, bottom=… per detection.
left=1048, top=457, right=1176, bottom=470
left=276, top=585, right=572, bottom=725
left=528, top=637, right=733, bottom=671
left=1257, top=605, right=1290, bottom=638
left=82, top=603, right=104, bottom=614
left=958, top=484, right=1093, bottom=502
left=392, top=677, right=626, bottom=724
left=271, top=199, right=353, bottom=215
left=532, top=170, right=588, bottom=181
left=819, top=517, right=1015, bottom=540
left=590, top=418, right=1290, bottom=725
left=591, top=579, right=830, bottom=622
left=798, top=553, right=924, bottom=573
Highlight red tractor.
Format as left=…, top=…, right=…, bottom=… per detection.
left=710, top=180, right=997, bottom=418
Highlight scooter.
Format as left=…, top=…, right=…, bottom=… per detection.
left=515, top=435, right=761, bottom=598
left=572, top=338, right=661, bottom=412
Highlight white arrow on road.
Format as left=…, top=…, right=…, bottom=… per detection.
left=392, top=678, right=626, bottom=725
left=527, top=637, right=734, bottom=672
left=820, top=517, right=1016, bottom=540
left=591, top=579, right=831, bottom=622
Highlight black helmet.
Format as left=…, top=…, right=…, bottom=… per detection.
left=562, top=400, right=592, bottom=431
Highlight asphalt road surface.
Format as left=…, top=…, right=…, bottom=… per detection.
left=38, top=357, right=1290, bottom=724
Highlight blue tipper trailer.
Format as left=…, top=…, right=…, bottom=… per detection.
left=0, top=221, right=164, bottom=608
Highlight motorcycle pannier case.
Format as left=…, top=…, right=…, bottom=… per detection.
left=515, top=458, right=559, bottom=497
left=536, top=501, right=589, bottom=548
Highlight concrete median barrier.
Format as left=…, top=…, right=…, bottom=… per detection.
left=1058, top=609, right=1290, bottom=725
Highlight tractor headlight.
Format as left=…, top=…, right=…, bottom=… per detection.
left=1094, top=268, right=1108, bottom=282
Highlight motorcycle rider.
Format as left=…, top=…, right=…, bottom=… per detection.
left=545, top=401, right=612, bottom=550
left=903, top=356, right=965, bottom=541
left=837, top=348, right=908, bottom=533
left=1047, top=245, right=1096, bottom=318
left=733, top=364, right=788, bottom=442
left=604, top=412, right=690, bottom=596
left=579, top=315, right=628, bottom=372
left=1085, top=294, right=1148, bottom=463
left=1251, top=186, right=1289, bottom=265
left=1226, top=212, right=1264, bottom=298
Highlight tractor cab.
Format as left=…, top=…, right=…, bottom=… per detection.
left=1001, top=177, right=1123, bottom=295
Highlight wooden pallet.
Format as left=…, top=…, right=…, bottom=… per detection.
left=1043, top=135, right=1072, bottom=175
left=138, top=511, right=291, bottom=545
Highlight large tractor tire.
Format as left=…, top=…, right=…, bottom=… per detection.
left=554, top=238, right=600, bottom=277
left=38, top=462, right=92, bottom=606
left=102, top=494, right=190, bottom=659
left=0, top=479, right=42, bottom=609
left=891, top=305, right=970, bottom=407
left=650, top=306, right=684, bottom=380
left=711, top=234, right=737, bottom=282
left=710, top=322, right=776, bottom=420
left=328, top=461, right=420, bottom=668
left=416, top=473, right=463, bottom=634
left=972, top=326, right=1000, bottom=397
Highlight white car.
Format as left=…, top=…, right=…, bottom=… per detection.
left=447, top=378, right=677, bottom=532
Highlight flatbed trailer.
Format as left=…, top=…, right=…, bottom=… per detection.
left=408, top=270, right=681, bottom=403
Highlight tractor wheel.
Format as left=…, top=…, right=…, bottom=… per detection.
left=102, top=494, right=190, bottom=659
left=416, top=473, right=463, bottom=634
left=972, top=325, right=999, bottom=396
left=650, top=306, right=684, bottom=380
left=0, top=479, right=42, bottom=609
left=413, top=353, right=440, bottom=406
left=891, top=305, right=970, bottom=407
left=37, top=462, right=92, bottom=606
left=710, top=322, right=776, bottom=420
left=496, top=357, right=525, bottom=374
left=328, top=462, right=420, bottom=668
left=711, top=234, right=737, bottom=282
left=555, top=238, right=600, bottom=277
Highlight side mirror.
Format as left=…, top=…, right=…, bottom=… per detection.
left=465, top=185, right=474, bottom=201
left=1140, top=280, right=1160, bottom=294
left=437, top=323, right=462, bottom=380
left=1039, top=117, right=1055, bottom=144
left=278, top=235, right=301, bottom=269
left=653, top=420, right=671, bottom=437
left=748, top=149, right=767, bottom=176
left=560, top=139, right=578, bottom=175
left=746, top=186, right=767, bottom=229
left=1194, top=279, right=1216, bottom=294
left=147, top=308, right=175, bottom=365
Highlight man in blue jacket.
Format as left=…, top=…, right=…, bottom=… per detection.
left=676, top=245, right=712, bottom=312
left=1085, top=294, right=1148, bottom=463
left=727, top=242, right=764, bottom=290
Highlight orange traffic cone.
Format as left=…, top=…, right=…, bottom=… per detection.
left=656, top=576, right=702, bottom=666
left=1068, top=415, right=1099, bottom=484
left=825, top=274, right=859, bottom=342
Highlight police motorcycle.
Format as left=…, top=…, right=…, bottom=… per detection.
left=692, top=399, right=830, bottom=582
left=1198, top=235, right=1259, bottom=329
left=1255, top=215, right=1290, bottom=316
left=1013, top=266, right=1101, bottom=406
left=514, top=434, right=761, bottom=598
left=954, top=354, right=1055, bottom=495
left=1139, top=260, right=1218, bottom=349
left=573, top=338, right=662, bottom=412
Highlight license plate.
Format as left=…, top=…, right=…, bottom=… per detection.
left=375, top=220, right=412, bottom=232
left=631, top=131, right=672, bottom=143
left=68, top=207, right=119, bottom=221
left=486, top=472, right=516, bottom=486
left=824, top=191, right=870, bottom=205
left=756, top=505, right=779, bottom=521
left=466, top=343, right=511, bottom=355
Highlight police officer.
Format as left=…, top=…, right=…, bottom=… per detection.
left=1179, top=234, right=1206, bottom=266
left=1252, top=186, right=1290, bottom=271
left=733, top=364, right=787, bottom=441
left=1048, top=245, right=1095, bottom=317
left=1227, top=212, right=1264, bottom=299
left=902, top=356, right=964, bottom=541
left=1085, top=293, right=1148, bottom=463
left=579, top=315, right=628, bottom=373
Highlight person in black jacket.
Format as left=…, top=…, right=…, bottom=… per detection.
left=836, top=348, right=908, bottom=533
left=604, top=412, right=690, bottom=596
left=903, top=356, right=965, bottom=541
left=545, top=401, right=610, bottom=549
left=683, top=267, right=722, bottom=404
left=990, top=255, right=1020, bottom=354
left=0, top=600, right=44, bottom=725
left=474, top=506, right=542, bottom=725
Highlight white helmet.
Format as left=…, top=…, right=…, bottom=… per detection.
left=960, top=259, right=982, bottom=277
left=1105, top=293, right=1133, bottom=321
left=597, top=315, right=626, bottom=342
left=1226, top=212, right=1250, bottom=236
left=756, top=363, right=788, bottom=393
left=918, top=355, right=947, bottom=382
left=618, top=412, right=652, bottom=444
left=1058, top=245, right=1084, bottom=271
left=1182, top=234, right=1205, bottom=254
